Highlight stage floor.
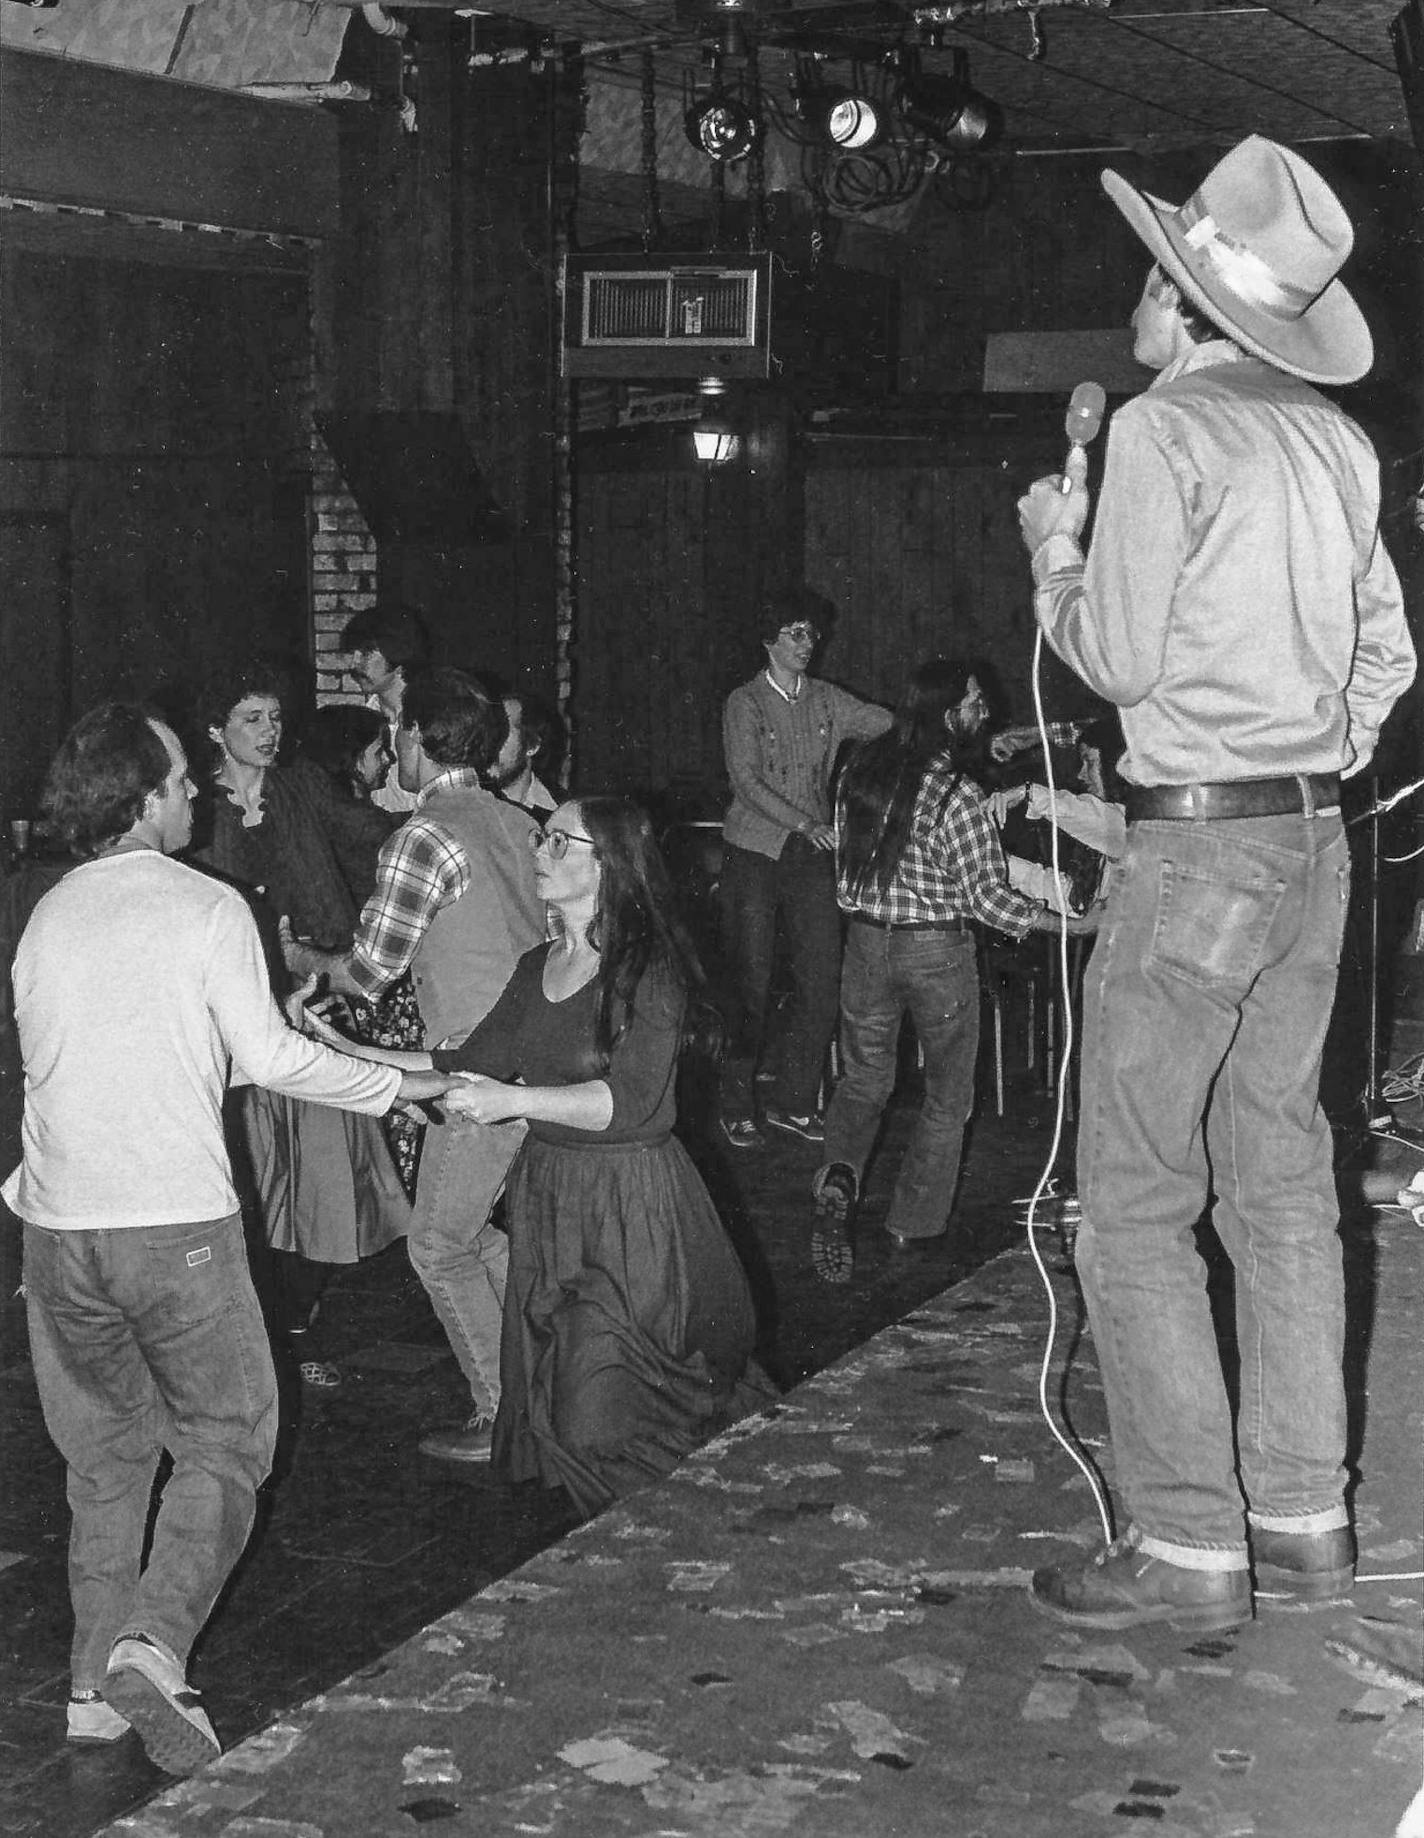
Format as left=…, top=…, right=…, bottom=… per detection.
left=3, top=1071, right=1422, bottom=1838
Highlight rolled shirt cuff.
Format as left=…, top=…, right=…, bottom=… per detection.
left=1030, top=531, right=1084, bottom=586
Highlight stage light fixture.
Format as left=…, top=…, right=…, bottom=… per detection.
left=796, top=84, right=887, bottom=152
left=826, top=93, right=886, bottom=150
left=684, top=91, right=760, bottom=161
left=898, top=49, right=1001, bottom=152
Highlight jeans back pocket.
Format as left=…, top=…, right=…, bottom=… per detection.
left=1148, top=859, right=1286, bottom=993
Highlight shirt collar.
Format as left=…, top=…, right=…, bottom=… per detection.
left=1151, top=337, right=1252, bottom=389
left=763, top=668, right=805, bottom=705
left=415, top=765, right=486, bottom=810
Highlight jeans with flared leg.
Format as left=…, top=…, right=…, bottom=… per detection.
left=718, top=836, right=842, bottom=1119
left=408, top=1115, right=523, bottom=1418
left=821, top=923, right=979, bottom=1240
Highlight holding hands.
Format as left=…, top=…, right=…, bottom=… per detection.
left=442, top=1075, right=526, bottom=1126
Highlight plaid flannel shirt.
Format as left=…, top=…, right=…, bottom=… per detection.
left=836, top=752, right=1043, bottom=941
left=348, top=768, right=480, bottom=997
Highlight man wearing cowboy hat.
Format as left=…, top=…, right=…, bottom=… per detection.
left=1016, top=136, right=1415, bottom=1632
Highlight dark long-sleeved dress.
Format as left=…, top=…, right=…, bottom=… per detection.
left=436, top=943, right=771, bottom=1516
left=193, top=768, right=409, bottom=1262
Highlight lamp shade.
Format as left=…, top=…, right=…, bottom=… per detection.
left=692, top=421, right=740, bottom=464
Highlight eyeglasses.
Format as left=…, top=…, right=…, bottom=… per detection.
left=778, top=623, right=820, bottom=644
left=529, top=826, right=597, bottom=861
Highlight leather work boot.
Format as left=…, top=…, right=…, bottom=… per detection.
left=1030, top=1530, right=1253, bottom=1633
left=1251, top=1523, right=1355, bottom=1602
left=811, top=1163, right=857, bottom=1285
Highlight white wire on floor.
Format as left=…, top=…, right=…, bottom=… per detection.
left=1024, top=628, right=1114, bottom=1548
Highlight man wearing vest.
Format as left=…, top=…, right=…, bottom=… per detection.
left=285, top=666, right=542, bottom=1462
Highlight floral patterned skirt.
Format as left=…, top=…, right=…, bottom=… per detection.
left=354, top=974, right=426, bottom=1198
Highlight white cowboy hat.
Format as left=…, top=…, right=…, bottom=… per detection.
left=1102, top=135, right=1372, bottom=386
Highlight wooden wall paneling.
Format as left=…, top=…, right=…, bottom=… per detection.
left=416, top=30, right=457, bottom=411
left=0, top=51, right=337, bottom=240
left=0, top=513, right=71, bottom=818
left=1, top=244, right=312, bottom=799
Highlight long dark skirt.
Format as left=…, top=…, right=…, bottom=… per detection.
left=492, top=1133, right=772, bottom=1516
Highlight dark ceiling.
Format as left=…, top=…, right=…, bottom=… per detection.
left=490, top=0, right=1410, bottom=150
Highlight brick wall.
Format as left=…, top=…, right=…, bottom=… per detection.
left=309, top=433, right=377, bottom=704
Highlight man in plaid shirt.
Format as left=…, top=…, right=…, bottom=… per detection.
left=285, top=667, right=542, bottom=1462
left=810, top=659, right=1075, bottom=1281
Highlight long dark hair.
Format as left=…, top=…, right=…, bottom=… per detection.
left=571, top=796, right=717, bottom=1069
left=300, top=703, right=386, bottom=801
left=838, top=658, right=976, bottom=902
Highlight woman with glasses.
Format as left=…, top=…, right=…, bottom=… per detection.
left=302, top=795, right=769, bottom=1515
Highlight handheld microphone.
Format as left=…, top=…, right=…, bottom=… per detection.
left=1060, top=381, right=1106, bottom=493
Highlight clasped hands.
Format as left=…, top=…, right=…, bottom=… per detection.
left=285, top=974, right=524, bottom=1123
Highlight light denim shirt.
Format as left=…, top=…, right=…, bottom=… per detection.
left=1031, top=344, right=1415, bottom=787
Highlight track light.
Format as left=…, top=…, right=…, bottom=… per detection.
left=684, top=91, right=760, bottom=161
left=898, top=49, right=1001, bottom=151
left=797, top=84, right=888, bottom=152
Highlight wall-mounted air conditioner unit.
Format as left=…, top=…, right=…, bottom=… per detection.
left=562, top=252, right=773, bottom=379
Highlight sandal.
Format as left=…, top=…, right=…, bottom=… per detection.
left=288, top=1329, right=342, bottom=1390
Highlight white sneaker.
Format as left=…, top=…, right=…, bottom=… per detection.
left=102, top=1634, right=220, bottom=1775
left=67, top=1694, right=130, bottom=1742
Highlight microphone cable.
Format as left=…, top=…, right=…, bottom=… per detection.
left=1024, top=625, right=1114, bottom=1547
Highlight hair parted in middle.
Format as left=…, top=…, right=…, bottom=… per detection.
left=837, top=656, right=980, bottom=904
left=555, top=794, right=720, bottom=1071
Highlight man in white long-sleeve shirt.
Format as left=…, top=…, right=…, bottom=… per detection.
left=4, top=704, right=456, bottom=1777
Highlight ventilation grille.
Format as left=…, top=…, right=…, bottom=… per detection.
left=563, top=254, right=772, bottom=379
left=584, top=269, right=760, bottom=345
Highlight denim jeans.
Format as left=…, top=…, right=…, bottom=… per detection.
left=1075, top=810, right=1351, bottom=1565
left=820, top=924, right=979, bottom=1240
left=408, top=1116, right=523, bottom=1418
left=21, top=1214, right=277, bottom=1691
left=718, top=837, right=842, bottom=1117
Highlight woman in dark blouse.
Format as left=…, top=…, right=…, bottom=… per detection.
left=190, top=660, right=410, bottom=1389
left=305, top=795, right=770, bottom=1514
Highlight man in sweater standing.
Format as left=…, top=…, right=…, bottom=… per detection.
left=7, top=704, right=456, bottom=1774
left=719, top=602, right=890, bottom=1150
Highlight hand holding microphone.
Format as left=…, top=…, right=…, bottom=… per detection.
left=1017, top=380, right=1106, bottom=558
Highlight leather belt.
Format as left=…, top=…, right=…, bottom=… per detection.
left=849, top=915, right=970, bottom=934
left=1124, top=774, right=1340, bottom=824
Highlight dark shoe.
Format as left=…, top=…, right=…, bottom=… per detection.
left=1252, top=1523, right=1355, bottom=1602
left=720, top=1115, right=765, bottom=1151
left=763, top=1104, right=826, bottom=1144
left=102, top=1635, right=220, bottom=1775
left=1030, top=1530, right=1252, bottom=1633
left=812, top=1163, right=857, bottom=1285
left=419, top=1414, right=494, bottom=1463
left=885, top=1226, right=947, bottom=1249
